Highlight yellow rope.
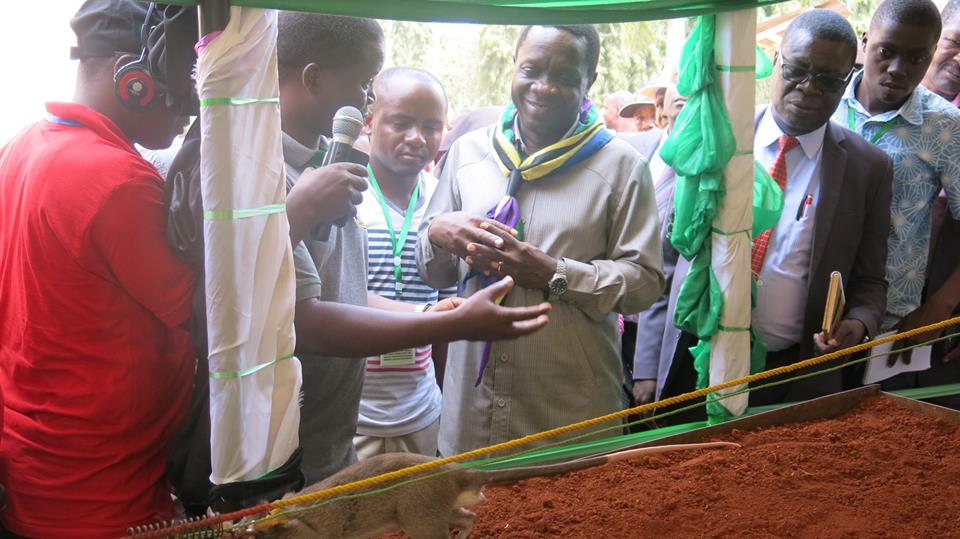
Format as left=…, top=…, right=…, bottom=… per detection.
left=240, top=329, right=960, bottom=533
left=269, top=315, right=960, bottom=511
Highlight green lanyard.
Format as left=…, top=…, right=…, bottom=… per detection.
left=848, top=105, right=897, bottom=144
left=367, top=165, right=421, bottom=298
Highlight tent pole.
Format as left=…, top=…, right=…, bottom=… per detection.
left=709, top=8, right=757, bottom=420
left=199, top=0, right=231, bottom=35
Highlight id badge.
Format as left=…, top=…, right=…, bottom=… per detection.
left=380, top=349, right=415, bottom=366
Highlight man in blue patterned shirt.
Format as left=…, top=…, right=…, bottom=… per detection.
left=832, top=0, right=960, bottom=357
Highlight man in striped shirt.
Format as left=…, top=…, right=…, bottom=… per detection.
left=354, top=67, right=453, bottom=457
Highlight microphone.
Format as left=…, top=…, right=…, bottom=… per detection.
left=310, top=106, right=366, bottom=241
left=322, top=106, right=364, bottom=166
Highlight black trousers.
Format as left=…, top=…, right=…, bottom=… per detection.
left=655, top=331, right=851, bottom=426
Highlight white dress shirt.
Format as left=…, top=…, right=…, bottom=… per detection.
left=752, top=107, right=826, bottom=351
left=648, top=129, right=670, bottom=184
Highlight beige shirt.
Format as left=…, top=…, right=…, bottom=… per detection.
left=416, top=128, right=664, bottom=456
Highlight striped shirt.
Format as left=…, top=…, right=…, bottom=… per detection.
left=356, top=172, right=450, bottom=437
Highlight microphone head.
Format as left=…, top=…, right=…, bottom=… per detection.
left=330, top=106, right=364, bottom=145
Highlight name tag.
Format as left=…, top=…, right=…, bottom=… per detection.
left=380, top=349, right=415, bottom=366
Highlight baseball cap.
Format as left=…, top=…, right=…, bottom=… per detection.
left=69, top=0, right=159, bottom=59
left=638, top=81, right=668, bottom=102
left=618, top=96, right=656, bottom=118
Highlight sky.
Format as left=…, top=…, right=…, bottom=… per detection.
left=0, top=1, right=82, bottom=144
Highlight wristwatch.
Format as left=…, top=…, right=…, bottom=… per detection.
left=547, top=257, right=568, bottom=301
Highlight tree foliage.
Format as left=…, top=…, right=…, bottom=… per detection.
left=381, top=0, right=891, bottom=121
left=472, top=25, right=521, bottom=111
left=385, top=21, right=435, bottom=69
left=760, top=0, right=882, bottom=34
left=593, top=22, right=667, bottom=101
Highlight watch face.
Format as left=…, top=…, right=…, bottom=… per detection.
left=550, top=277, right=568, bottom=296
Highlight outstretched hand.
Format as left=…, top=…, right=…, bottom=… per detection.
left=454, top=276, right=551, bottom=341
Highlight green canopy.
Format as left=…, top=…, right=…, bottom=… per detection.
left=167, top=0, right=787, bottom=24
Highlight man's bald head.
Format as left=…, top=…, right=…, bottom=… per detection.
left=371, top=67, right=446, bottom=111
left=603, top=90, right=635, bottom=131
left=366, top=67, right=447, bottom=178
left=782, top=8, right=859, bottom=67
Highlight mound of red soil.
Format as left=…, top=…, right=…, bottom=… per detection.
left=389, top=396, right=960, bottom=538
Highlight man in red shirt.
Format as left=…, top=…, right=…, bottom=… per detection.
left=0, top=1, right=195, bottom=536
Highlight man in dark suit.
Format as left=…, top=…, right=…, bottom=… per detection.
left=651, top=9, right=893, bottom=412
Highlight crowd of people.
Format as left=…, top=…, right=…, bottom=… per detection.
left=0, top=0, right=958, bottom=536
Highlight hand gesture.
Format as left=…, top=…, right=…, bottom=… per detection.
left=944, top=339, right=960, bottom=363
left=287, top=163, right=368, bottom=241
left=431, top=297, right=464, bottom=312
left=813, top=319, right=866, bottom=355
left=887, top=301, right=953, bottom=366
left=632, top=379, right=657, bottom=405
left=427, top=211, right=507, bottom=261
left=454, top=276, right=551, bottom=340
left=464, top=221, right=557, bottom=291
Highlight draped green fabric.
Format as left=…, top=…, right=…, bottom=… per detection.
left=755, top=45, right=774, bottom=79
left=661, top=16, right=782, bottom=421
left=660, top=16, right=734, bottom=259
left=753, top=161, right=782, bottom=237
left=164, top=0, right=788, bottom=24
left=660, top=16, right=732, bottom=373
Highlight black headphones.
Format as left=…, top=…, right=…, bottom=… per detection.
left=114, top=3, right=157, bottom=110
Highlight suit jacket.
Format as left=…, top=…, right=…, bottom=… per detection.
left=633, top=166, right=678, bottom=396
left=654, top=111, right=893, bottom=401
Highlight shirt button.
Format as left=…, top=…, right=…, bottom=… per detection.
left=497, top=398, right=506, bottom=407
left=499, top=353, right=508, bottom=362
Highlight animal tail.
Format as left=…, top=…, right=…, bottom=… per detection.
left=473, top=455, right=608, bottom=486
left=603, top=441, right=740, bottom=462
left=473, top=441, right=740, bottom=486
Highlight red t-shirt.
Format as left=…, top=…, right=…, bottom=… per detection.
left=0, top=102, right=195, bottom=538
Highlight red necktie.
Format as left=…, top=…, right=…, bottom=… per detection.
left=751, top=134, right=800, bottom=277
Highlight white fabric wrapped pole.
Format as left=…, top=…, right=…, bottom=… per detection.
left=710, top=8, right=756, bottom=418
left=197, top=7, right=301, bottom=483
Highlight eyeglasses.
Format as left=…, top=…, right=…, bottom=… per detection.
left=779, top=53, right=854, bottom=93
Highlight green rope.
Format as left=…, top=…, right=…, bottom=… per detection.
left=200, top=97, right=280, bottom=106
left=209, top=353, right=295, bottom=379
left=716, top=64, right=755, bottom=72
left=203, top=203, right=286, bottom=221
left=710, top=226, right=751, bottom=237
left=718, top=324, right=751, bottom=332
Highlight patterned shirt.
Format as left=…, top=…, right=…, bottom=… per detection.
left=356, top=172, right=452, bottom=438
left=833, top=72, right=960, bottom=330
